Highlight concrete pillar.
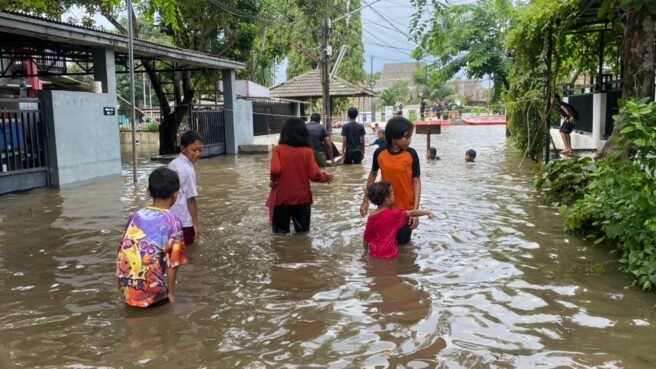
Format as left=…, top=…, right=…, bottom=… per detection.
left=593, top=93, right=607, bottom=151
left=93, top=47, right=116, bottom=96
left=222, top=69, right=237, bottom=154
left=295, top=102, right=301, bottom=117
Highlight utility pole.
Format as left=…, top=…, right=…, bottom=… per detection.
left=321, top=16, right=331, bottom=131
left=127, top=0, right=137, bottom=182
left=370, top=55, right=375, bottom=123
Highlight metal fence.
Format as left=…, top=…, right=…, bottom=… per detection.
left=190, top=109, right=226, bottom=156
left=252, top=100, right=298, bottom=136
left=0, top=109, right=47, bottom=173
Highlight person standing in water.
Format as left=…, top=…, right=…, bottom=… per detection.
left=360, top=116, right=421, bottom=245
left=168, top=130, right=204, bottom=245
left=270, top=117, right=334, bottom=234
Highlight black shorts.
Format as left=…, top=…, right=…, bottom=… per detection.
left=272, top=204, right=312, bottom=233
left=343, top=151, right=363, bottom=165
left=396, top=224, right=413, bottom=245
left=560, top=122, right=574, bottom=134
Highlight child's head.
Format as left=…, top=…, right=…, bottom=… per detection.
left=148, top=167, right=180, bottom=201
left=377, top=129, right=385, bottom=139
left=179, top=130, right=204, bottom=163
left=279, top=117, right=311, bottom=147
left=429, top=147, right=437, bottom=160
left=385, top=116, right=413, bottom=150
left=348, top=107, right=359, bottom=120
left=465, top=149, right=477, bottom=162
left=367, top=181, right=394, bottom=207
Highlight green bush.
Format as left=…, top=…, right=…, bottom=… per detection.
left=408, top=113, right=418, bottom=121
left=535, top=98, right=656, bottom=292
left=534, top=157, right=594, bottom=206
left=146, top=121, right=160, bottom=132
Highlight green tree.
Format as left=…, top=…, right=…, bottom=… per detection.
left=413, top=66, right=455, bottom=101
left=380, top=81, right=409, bottom=106
left=284, top=0, right=365, bottom=84
left=410, top=0, right=515, bottom=102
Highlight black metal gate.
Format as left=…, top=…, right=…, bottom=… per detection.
left=189, top=109, right=226, bottom=157
left=0, top=103, right=48, bottom=194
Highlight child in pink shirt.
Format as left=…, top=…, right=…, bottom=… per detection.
left=364, top=181, right=435, bottom=259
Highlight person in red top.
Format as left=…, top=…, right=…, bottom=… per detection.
left=364, top=182, right=435, bottom=259
left=270, top=117, right=334, bottom=233
left=360, top=116, right=422, bottom=245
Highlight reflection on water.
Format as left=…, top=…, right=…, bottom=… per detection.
left=1, top=126, right=656, bottom=368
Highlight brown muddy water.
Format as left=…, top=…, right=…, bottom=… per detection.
left=1, top=125, right=655, bottom=369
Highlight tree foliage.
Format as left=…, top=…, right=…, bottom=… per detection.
left=410, top=0, right=515, bottom=102
left=380, top=81, right=409, bottom=107
left=282, top=0, right=365, bottom=84
left=413, top=66, right=455, bottom=101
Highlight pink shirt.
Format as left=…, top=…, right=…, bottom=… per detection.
left=364, top=209, right=408, bottom=259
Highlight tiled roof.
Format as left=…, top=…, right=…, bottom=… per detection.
left=270, top=69, right=377, bottom=99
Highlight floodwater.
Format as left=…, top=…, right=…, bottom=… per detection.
left=1, top=125, right=655, bottom=369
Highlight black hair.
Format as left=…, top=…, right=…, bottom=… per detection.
left=347, top=107, right=358, bottom=119
left=384, top=116, right=414, bottom=150
left=148, top=167, right=180, bottom=200
left=279, top=117, right=311, bottom=147
left=310, top=113, right=321, bottom=123
left=429, top=147, right=438, bottom=160
left=367, top=181, right=392, bottom=206
left=466, top=149, right=477, bottom=160
left=180, top=130, right=204, bottom=147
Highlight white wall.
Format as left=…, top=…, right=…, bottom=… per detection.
left=227, top=99, right=254, bottom=154
left=43, top=90, right=121, bottom=186
left=550, top=93, right=607, bottom=151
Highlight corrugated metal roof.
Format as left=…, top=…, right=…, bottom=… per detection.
left=0, top=11, right=244, bottom=70
left=270, top=69, right=376, bottom=99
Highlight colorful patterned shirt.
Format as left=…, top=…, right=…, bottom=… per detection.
left=116, top=206, right=187, bottom=307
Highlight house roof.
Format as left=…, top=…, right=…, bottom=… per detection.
left=270, top=69, right=376, bottom=99
left=0, top=11, right=244, bottom=70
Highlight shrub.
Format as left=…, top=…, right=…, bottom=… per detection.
left=534, top=157, right=594, bottom=206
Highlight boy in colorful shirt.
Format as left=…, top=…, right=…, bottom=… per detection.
left=117, top=167, right=188, bottom=307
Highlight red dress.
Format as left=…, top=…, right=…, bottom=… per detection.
left=364, top=209, right=408, bottom=259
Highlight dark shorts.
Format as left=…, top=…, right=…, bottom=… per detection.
left=396, top=224, right=413, bottom=245
left=272, top=204, right=312, bottom=234
left=183, top=227, right=195, bottom=245
left=148, top=297, right=170, bottom=308
left=343, top=151, right=363, bottom=165
left=560, top=122, right=574, bottom=134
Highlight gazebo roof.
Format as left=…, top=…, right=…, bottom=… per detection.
left=270, top=69, right=376, bottom=99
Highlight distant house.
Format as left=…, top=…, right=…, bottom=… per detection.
left=375, top=61, right=425, bottom=93
left=449, top=78, right=488, bottom=103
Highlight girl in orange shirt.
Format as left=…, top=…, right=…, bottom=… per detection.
left=360, top=116, right=421, bottom=244
left=270, top=117, right=333, bottom=233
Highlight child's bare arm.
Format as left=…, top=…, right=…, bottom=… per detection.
left=407, top=209, right=436, bottom=219
left=167, top=266, right=179, bottom=303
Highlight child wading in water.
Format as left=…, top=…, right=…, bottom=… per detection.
left=270, top=117, right=334, bottom=233
left=117, top=168, right=188, bottom=307
left=168, top=130, right=204, bottom=245
left=360, top=116, right=422, bottom=245
left=364, top=182, right=435, bottom=259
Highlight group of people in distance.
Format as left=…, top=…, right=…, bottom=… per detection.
left=115, top=107, right=479, bottom=309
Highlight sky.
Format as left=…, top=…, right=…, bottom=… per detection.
left=69, top=0, right=473, bottom=86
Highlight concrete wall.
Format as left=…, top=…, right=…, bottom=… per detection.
left=42, top=90, right=121, bottom=186
left=226, top=99, right=253, bottom=154
left=550, top=93, right=607, bottom=151
left=119, top=132, right=159, bottom=146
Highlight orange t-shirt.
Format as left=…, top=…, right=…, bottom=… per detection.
left=372, top=147, right=420, bottom=210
